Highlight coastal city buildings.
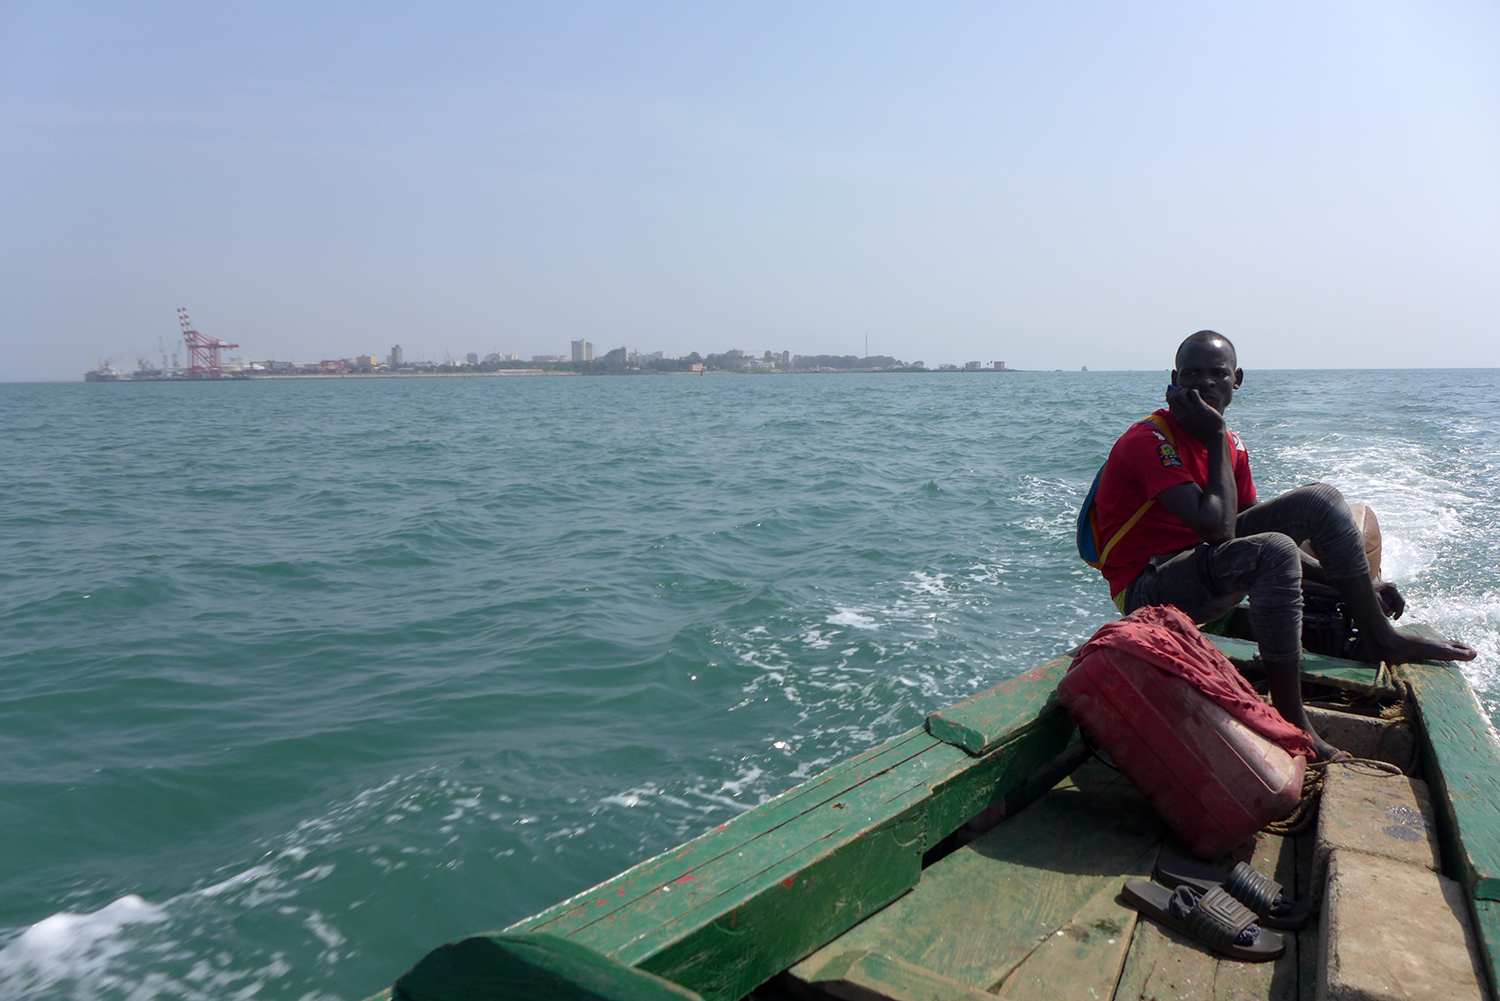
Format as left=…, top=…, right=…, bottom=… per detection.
left=88, top=322, right=998, bottom=379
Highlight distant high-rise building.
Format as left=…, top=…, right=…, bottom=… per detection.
left=571, top=339, right=594, bottom=362
left=466, top=352, right=479, bottom=365
left=389, top=345, right=403, bottom=367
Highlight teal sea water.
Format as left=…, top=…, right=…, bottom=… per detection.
left=2, top=370, right=1498, bottom=1000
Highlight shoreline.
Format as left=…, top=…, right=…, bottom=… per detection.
left=81, top=367, right=1027, bottom=383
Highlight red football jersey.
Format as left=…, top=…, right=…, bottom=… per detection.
left=1095, top=408, right=1256, bottom=597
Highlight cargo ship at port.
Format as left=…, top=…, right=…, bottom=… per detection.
left=83, top=362, right=126, bottom=382
left=83, top=308, right=243, bottom=381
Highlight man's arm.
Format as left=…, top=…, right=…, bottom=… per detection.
left=1155, top=388, right=1238, bottom=544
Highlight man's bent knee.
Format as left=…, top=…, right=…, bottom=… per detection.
left=1266, top=530, right=1302, bottom=560
left=1291, top=482, right=1350, bottom=517
left=1249, top=531, right=1302, bottom=573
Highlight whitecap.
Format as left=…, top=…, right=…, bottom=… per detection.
left=0, top=895, right=168, bottom=996
left=826, top=609, right=878, bottom=630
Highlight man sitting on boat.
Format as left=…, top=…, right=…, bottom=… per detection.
left=1088, top=330, right=1474, bottom=760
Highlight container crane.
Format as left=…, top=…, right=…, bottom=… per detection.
left=178, top=308, right=239, bottom=378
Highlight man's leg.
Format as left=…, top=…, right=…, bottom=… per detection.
left=1121, top=533, right=1340, bottom=760
left=1237, top=484, right=1475, bottom=663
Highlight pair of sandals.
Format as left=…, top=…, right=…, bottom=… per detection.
left=1122, top=857, right=1309, bottom=962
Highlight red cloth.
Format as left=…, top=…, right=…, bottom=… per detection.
left=1095, top=408, right=1257, bottom=596
left=1071, top=604, right=1316, bottom=760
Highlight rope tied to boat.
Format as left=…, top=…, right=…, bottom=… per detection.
left=1262, top=755, right=1404, bottom=836
left=1259, top=670, right=1411, bottom=836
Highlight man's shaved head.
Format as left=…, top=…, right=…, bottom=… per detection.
left=1176, top=330, right=1236, bottom=369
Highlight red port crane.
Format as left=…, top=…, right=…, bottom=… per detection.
left=178, top=308, right=239, bottom=378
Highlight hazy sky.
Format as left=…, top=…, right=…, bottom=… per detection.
left=3, top=2, right=1497, bottom=380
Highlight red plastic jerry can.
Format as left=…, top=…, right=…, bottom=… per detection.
left=1057, top=645, right=1305, bottom=860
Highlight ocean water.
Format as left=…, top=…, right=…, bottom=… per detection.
left=2, top=369, right=1497, bottom=1000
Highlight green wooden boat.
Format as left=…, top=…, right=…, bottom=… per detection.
left=364, top=621, right=1499, bottom=1001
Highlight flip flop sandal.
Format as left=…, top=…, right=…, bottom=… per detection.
left=1154, top=857, right=1309, bottom=931
left=1122, top=879, right=1284, bottom=962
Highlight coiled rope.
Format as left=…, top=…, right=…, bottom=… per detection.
left=1262, top=755, right=1404, bottom=836
left=1261, top=673, right=1411, bottom=836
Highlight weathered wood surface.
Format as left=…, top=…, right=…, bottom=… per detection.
left=925, top=657, right=1070, bottom=756
left=392, top=933, right=706, bottom=1001
left=795, top=950, right=998, bottom=1001
left=1394, top=639, right=1500, bottom=1001
left=1472, top=900, right=1500, bottom=1001
left=465, top=679, right=1078, bottom=1001
left=1294, top=825, right=1317, bottom=1001
left=1395, top=657, right=1500, bottom=901
left=992, top=861, right=1146, bottom=1001
left=1113, top=830, right=1300, bottom=1001
left=790, top=762, right=1163, bottom=993
left=515, top=730, right=941, bottom=940
left=1204, top=635, right=1389, bottom=695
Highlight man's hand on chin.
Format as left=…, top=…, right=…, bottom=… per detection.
left=1166, top=387, right=1227, bottom=445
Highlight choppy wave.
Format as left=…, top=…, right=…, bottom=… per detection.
left=1, top=370, right=1496, bottom=999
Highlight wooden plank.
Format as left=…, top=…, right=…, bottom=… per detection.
left=925, top=657, right=1070, bottom=756
left=573, top=719, right=1074, bottom=964
left=993, top=847, right=1153, bottom=1000
left=634, top=796, right=928, bottom=1001
left=372, top=655, right=1079, bottom=1001
left=1468, top=900, right=1500, bottom=1001
left=392, top=933, right=706, bottom=1001
left=511, top=730, right=940, bottom=938
left=1113, top=831, right=1298, bottom=1001
left=1112, top=914, right=1221, bottom=1001
left=1301, top=664, right=1390, bottom=695
left=792, top=762, right=1164, bottom=992
left=1209, top=831, right=1299, bottom=1001
left=799, top=950, right=999, bottom=1001
left=1204, top=635, right=1388, bottom=695
left=1113, top=902, right=1299, bottom=1001
left=623, top=721, right=1078, bottom=1001
left=920, top=714, right=1077, bottom=841
left=1205, top=634, right=1261, bottom=664
left=570, top=766, right=943, bottom=958
left=1395, top=657, right=1500, bottom=902
left=1294, top=829, right=1316, bottom=1001
left=607, top=784, right=930, bottom=964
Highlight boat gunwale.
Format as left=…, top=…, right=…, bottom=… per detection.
left=366, top=633, right=1500, bottom=1001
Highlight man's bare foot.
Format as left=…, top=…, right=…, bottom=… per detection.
left=1359, top=630, right=1476, bottom=665
left=1309, top=735, right=1342, bottom=762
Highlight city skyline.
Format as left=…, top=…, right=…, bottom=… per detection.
left=83, top=334, right=999, bottom=379
left=5, top=3, right=1499, bottom=382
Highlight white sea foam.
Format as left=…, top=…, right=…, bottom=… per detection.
left=0, top=895, right=167, bottom=996
left=0, top=766, right=511, bottom=1000
left=826, top=608, right=878, bottom=630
